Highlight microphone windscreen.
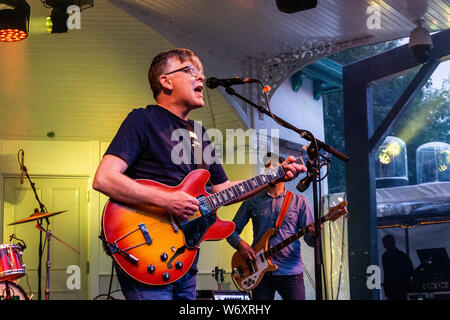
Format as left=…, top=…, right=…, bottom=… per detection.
left=205, top=77, right=220, bottom=89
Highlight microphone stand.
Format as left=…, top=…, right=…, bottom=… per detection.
left=35, top=221, right=80, bottom=300
left=223, top=85, right=349, bottom=300
left=22, top=165, right=48, bottom=300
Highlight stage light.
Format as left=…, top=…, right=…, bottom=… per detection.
left=42, top=0, right=93, bottom=33
left=379, top=153, right=391, bottom=165
left=276, top=0, right=317, bottom=14
left=378, top=140, right=402, bottom=165
left=437, top=150, right=450, bottom=172
left=384, top=141, right=402, bottom=157
left=0, top=0, right=30, bottom=42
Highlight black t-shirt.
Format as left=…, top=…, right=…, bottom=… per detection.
left=105, top=105, right=228, bottom=275
left=105, top=104, right=228, bottom=186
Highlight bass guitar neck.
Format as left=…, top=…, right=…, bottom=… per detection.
left=231, top=201, right=348, bottom=291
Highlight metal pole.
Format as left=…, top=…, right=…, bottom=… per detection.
left=45, top=230, right=51, bottom=300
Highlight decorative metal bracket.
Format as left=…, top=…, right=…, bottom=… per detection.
left=257, top=35, right=374, bottom=104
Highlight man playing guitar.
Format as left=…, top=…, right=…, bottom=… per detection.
left=227, top=153, right=315, bottom=300
left=92, top=48, right=306, bottom=300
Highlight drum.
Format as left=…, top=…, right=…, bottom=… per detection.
left=0, top=281, right=29, bottom=300
left=0, top=244, right=26, bottom=281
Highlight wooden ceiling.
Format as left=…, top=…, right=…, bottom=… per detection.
left=110, top=0, right=449, bottom=59
left=0, top=0, right=448, bottom=142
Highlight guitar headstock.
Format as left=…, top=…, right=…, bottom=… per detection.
left=324, top=201, right=348, bottom=222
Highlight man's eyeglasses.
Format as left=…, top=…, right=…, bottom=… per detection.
left=164, top=65, right=201, bottom=78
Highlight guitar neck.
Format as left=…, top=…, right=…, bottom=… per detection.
left=264, top=215, right=327, bottom=259
left=206, top=158, right=302, bottom=211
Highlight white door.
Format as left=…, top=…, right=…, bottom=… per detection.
left=2, top=177, right=89, bottom=300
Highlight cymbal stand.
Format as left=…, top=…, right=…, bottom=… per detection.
left=2, top=281, right=13, bottom=300
left=22, top=163, right=48, bottom=300
left=35, top=220, right=80, bottom=300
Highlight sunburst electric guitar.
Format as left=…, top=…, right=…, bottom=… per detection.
left=102, top=159, right=303, bottom=285
left=231, top=200, right=348, bottom=291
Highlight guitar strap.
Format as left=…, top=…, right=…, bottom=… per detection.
left=275, top=190, right=293, bottom=229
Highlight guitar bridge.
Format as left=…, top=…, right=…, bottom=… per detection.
left=110, top=223, right=154, bottom=257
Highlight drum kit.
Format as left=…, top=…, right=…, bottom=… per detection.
left=1, top=210, right=79, bottom=300
left=1, top=149, right=80, bottom=300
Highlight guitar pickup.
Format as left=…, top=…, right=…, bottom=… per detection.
left=246, top=259, right=256, bottom=274
left=139, top=223, right=153, bottom=245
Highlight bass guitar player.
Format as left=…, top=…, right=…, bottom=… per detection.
left=227, top=153, right=315, bottom=300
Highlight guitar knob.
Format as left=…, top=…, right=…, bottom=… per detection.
left=147, top=264, right=155, bottom=274
left=162, top=272, right=170, bottom=281
left=175, top=261, right=183, bottom=270
left=160, top=252, right=168, bottom=261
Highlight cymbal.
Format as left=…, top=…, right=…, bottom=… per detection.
left=8, top=210, right=68, bottom=226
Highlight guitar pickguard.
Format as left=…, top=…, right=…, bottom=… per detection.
left=180, top=213, right=216, bottom=248
left=179, top=194, right=216, bottom=248
left=240, top=249, right=269, bottom=290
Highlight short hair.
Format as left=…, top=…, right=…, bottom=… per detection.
left=382, top=234, right=395, bottom=247
left=148, top=48, right=198, bottom=100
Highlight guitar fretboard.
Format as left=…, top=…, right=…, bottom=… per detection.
left=263, top=215, right=328, bottom=259
left=206, top=166, right=286, bottom=211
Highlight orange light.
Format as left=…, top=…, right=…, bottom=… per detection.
left=0, top=29, right=28, bottom=42
left=378, top=220, right=450, bottom=229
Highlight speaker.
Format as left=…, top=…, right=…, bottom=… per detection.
left=276, top=0, right=318, bottom=13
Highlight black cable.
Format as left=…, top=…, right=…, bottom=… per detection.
left=317, top=162, right=328, bottom=300
left=328, top=203, right=334, bottom=299
left=259, top=82, right=286, bottom=129
left=92, top=290, right=122, bottom=300
left=335, top=205, right=347, bottom=299
left=230, top=271, right=251, bottom=299
left=91, top=262, right=122, bottom=300
left=107, top=260, right=115, bottom=300
left=25, top=273, right=33, bottom=299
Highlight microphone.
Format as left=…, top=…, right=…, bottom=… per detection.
left=206, top=77, right=260, bottom=89
left=296, top=174, right=313, bottom=192
left=20, top=149, right=24, bottom=185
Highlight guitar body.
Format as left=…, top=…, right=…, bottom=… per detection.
left=231, top=228, right=278, bottom=291
left=102, top=169, right=235, bottom=286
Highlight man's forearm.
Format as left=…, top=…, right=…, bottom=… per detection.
left=93, top=172, right=170, bottom=208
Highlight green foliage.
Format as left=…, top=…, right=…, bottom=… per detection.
left=323, top=42, right=449, bottom=193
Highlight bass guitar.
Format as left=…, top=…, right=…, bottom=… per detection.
left=231, top=200, right=348, bottom=291
left=101, top=158, right=302, bottom=285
